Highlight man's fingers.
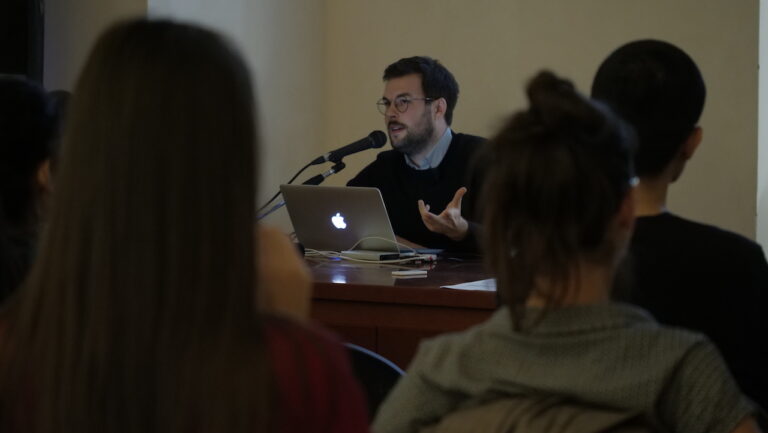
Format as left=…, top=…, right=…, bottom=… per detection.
left=419, top=200, right=447, bottom=231
left=418, top=199, right=433, bottom=214
left=449, top=187, right=468, bottom=208
left=417, top=199, right=428, bottom=215
left=418, top=200, right=434, bottom=223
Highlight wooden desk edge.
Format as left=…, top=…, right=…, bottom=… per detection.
left=313, top=281, right=497, bottom=310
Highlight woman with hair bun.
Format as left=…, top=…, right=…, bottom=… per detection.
left=373, top=71, right=760, bottom=433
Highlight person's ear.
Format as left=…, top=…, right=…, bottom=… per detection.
left=681, top=126, right=702, bottom=160
left=36, top=159, right=52, bottom=193
left=616, top=187, right=636, bottom=234
left=668, top=126, right=703, bottom=183
left=433, top=97, right=447, bottom=120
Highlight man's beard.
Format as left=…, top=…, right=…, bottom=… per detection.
left=390, top=111, right=435, bottom=156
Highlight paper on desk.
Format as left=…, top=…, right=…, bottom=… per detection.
left=442, top=278, right=496, bottom=291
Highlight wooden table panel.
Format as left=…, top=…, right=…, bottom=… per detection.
left=309, top=257, right=497, bottom=368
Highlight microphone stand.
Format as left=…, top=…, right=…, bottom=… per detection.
left=302, top=161, right=346, bottom=186
left=257, top=131, right=383, bottom=212
left=257, top=161, right=346, bottom=220
left=257, top=199, right=287, bottom=221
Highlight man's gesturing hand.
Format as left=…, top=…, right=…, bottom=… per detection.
left=418, top=187, right=469, bottom=241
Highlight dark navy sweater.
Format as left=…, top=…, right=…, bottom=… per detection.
left=347, top=132, right=485, bottom=251
left=623, top=212, right=768, bottom=413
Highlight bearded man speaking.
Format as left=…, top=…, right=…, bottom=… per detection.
left=347, top=56, right=486, bottom=252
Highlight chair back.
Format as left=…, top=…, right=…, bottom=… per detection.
left=345, top=343, right=404, bottom=419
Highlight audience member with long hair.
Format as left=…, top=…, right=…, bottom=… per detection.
left=372, top=71, right=760, bottom=433
left=0, top=76, right=55, bottom=304
left=0, top=19, right=368, bottom=433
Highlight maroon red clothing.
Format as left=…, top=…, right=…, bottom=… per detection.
left=0, top=317, right=369, bottom=433
left=265, top=316, right=370, bottom=433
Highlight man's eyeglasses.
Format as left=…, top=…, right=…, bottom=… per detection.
left=376, top=96, right=434, bottom=115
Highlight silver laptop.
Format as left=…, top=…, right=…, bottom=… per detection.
left=280, top=184, right=409, bottom=258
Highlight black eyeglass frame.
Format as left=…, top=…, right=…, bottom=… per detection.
left=376, top=96, right=434, bottom=115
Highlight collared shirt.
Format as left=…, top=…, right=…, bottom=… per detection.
left=405, top=128, right=453, bottom=170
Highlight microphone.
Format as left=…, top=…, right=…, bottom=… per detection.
left=311, top=130, right=387, bottom=165
left=303, top=161, right=346, bottom=186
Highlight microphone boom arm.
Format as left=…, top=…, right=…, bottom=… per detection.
left=257, top=161, right=347, bottom=220
left=302, top=161, right=346, bottom=186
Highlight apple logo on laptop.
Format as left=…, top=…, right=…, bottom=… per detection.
left=331, top=212, right=347, bottom=229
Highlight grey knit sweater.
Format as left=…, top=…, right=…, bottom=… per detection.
left=372, top=304, right=753, bottom=433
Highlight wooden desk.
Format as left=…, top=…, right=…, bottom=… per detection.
left=309, top=257, right=497, bottom=368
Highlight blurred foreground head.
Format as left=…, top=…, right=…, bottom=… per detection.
left=1, top=19, right=267, bottom=433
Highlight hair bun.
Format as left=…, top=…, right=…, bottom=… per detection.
left=526, top=71, right=600, bottom=133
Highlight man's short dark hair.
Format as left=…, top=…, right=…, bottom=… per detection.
left=383, top=56, right=459, bottom=125
left=591, top=40, right=705, bottom=177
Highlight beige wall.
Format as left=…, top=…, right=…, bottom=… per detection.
left=43, top=0, right=762, bottom=239
left=44, top=0, right=329, bottom=232
left=44, top=0, right=146, bottom=90
left=324, top=0, right=760, bottom=240
left=147, top=0, right=326, bottom=232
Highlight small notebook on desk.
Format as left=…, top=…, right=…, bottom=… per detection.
left=280, top=184, right=416, bottom=260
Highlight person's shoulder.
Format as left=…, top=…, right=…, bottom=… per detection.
left=637, top=213, right=763, bottom=254
left=263, top=314, right=344, bottom=353
left=566, top=303, right=710, bottom=350
left=445, top=132, right=487, bottom=173
left=410, top=310, right=500, bottom=368
left=262, top=316, right=352, bottom=398
left=451, top=132, right=487, bottom=147
left=655, top=335, right=755, bottom=433
left=346, top=148, right=402, bottom=187
left=592, top=305, right=721, bottom=375
left=365, top=148, right=400, bottom=163
left=263, top=317, right=370, bottom=432
left=625, top=312, right=709, bottom=348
